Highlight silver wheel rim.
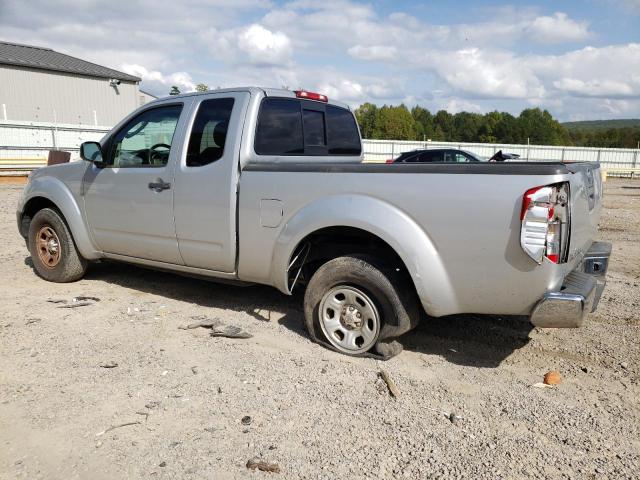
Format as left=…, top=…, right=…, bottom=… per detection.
left=319, top=286, right=380, bottom=354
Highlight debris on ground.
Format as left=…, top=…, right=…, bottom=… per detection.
left=96, top=421, right=141, bottom=436
left=378, top=369, right=400, bottom=398
left=99, top=361, right=118, bottom=368
left=55, top=296, right=101, bottom=309
left=178, top=316, right=252, bottom=338
left=532, top=382, right=553, bottom=389
left=241, top=415, right=252, bottom=425
left=448, top=412, right=462, bottom=424
left=543, top=371, right=562, bottom=385
left=135, top=411, right=150, bottom=421
left=210, top=324, right=253, bottom=339
left=246, top=457, right=280, bottom=473
left=25, top=318, right=41, bottom=325
left=178, top=317, right=223, bottom=330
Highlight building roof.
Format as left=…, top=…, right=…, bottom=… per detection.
left=0, top=41, right=140, bottom=82
left=139, top=89, right=158, bottom=99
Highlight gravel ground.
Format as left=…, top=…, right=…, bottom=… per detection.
left=0, top=178, right=638, bottom=479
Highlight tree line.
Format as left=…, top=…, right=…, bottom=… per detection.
left=354, top=103, right=640, bottom=149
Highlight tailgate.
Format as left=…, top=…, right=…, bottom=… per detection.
left=565, top=163, right=603, bottom=269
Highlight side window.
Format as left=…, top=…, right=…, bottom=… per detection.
left=186, top=98, right=235, bottom=167
left=455, top=153, right=470, bottom=163
left=326, top=105, right=361, bottom=155
left=255, top=98, right=304, bottom=155
left=420, top=151, right=443, bottom=162
left=108, top=105, right=182, bottom=168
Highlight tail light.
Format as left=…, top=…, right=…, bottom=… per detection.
left=385, top=159, right=394, bottom=164
left=520, top=182, right=570, bottom=264
left=295, top=90, right=328, bottom=102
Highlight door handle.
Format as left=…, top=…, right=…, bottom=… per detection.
left=148, top=178, right=171, bottom=192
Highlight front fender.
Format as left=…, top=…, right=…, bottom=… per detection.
left=270, top=194, right=459, bottom=316
left=19, top=176, right=101, bottom=260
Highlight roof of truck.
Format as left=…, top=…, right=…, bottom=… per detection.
left=153, top=87, right=351, bottom=109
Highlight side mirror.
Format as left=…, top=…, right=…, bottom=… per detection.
left=80, top=141, right=104, bottom=166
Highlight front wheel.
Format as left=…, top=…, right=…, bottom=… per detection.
left=28, top=208, right=88, bottom=282
left=303, top=255, right=419, bottom=357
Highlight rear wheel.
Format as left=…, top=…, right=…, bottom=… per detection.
left=28, top=208, right=87, bottom=282
left=304, top=255, right=419, bottom=356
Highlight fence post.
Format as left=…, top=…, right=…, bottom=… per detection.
left=391, top=141, right=395, bottom=160
left=561, top=148, right=565, bottom=162
left=633, top=149, right=638, bottom=169
left=51, top=126, right=57, bottom=150
left=597, top=149, right=601, bottom=164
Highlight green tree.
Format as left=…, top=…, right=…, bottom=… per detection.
left=452, top=112, right=484, bottom=142
left=195, top=83, right=209, bottom=92
left=517, top=108, right=568, bottom=145
left=169, top=86, right=181, bottom=96
left=371, top=105, right=415, bottom=140
left=433, top=110, right=454, bottom=141
left=354, top=103, right=378, bottom=139
left=411, top=106, right=434, bottom=140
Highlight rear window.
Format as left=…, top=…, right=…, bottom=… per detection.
left=255, top=98, right=361, bottom=156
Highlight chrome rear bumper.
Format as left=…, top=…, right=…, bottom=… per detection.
left=530, top=241, right=611, bottom=328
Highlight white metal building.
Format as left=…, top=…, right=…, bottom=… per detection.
left=0, top=41, right=148, bottom=126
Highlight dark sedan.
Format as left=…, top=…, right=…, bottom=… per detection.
left=388, top=148, right=483, bottom=163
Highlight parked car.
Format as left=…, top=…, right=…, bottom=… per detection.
left=388, top=148, right=483, bottom=163
left=17, top=87, right=611, bottom=358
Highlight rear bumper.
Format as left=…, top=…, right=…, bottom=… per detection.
left=530, top=241, right=611, bottom=328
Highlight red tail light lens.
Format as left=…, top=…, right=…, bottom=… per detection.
left=294, top=90, right=328, bottom=102
left=385, top=159, right=394, bottom=164
left=520, top=183, right=570, bottom=264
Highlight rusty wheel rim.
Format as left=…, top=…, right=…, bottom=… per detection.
left=36, top=225, right=62, bottom=268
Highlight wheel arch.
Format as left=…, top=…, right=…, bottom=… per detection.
left=19, top=177, right=101, bottom=260
left=270, top=194, right=459, bottom=316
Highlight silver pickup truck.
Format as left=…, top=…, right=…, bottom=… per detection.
left=17, top=87, right=611, bottom=357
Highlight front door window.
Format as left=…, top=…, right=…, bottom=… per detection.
left=107, top=105, right=182, bottom=168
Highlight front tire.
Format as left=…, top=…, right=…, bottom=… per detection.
left=303, top=255, right=419, bottom=356
left=28, top=208, right=87, bottom=282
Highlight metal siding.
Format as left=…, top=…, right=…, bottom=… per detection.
left=0, top=66, right=140, bottom=125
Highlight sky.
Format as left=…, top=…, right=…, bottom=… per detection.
left=1, top=0, right=639, bottom=121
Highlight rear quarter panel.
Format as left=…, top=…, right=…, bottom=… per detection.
left=238, top=167, right=595, bottom=316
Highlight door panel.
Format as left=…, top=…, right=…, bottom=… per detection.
left=83, top=102, right=190, bottom=264
left=173, top=92, right=250, bottom=272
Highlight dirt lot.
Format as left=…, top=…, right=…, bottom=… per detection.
left=1, top=178, right=638, bottom=479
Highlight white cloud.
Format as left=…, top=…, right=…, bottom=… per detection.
left=348, top=45, right=397, bottom=61
left=238, top=24, right=292, bottom=65
left=427, top=48, right=546, bottom=99
left=121, top=64, right=195, bottom=94
left=523, top=12, right=591, bottom=43
left=442, top=98, right=483, bottom=114
left=553, top=78, right=635, bottom=97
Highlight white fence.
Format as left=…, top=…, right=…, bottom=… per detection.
left=1, top=120, right=639, bottom=170
left=363, top=139, right=639, bottom=168
left=0, top=121, right=109, bottom=169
